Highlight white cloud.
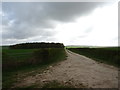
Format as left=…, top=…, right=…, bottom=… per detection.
left=54, top=3, right=118, bottom=46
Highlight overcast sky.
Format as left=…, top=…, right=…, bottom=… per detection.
left=1, top=1, right=118, bottom=46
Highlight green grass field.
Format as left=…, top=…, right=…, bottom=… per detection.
left=2, top=46, right=66, bottom=88
left=67, top=47, right=119, bottom=67
left=3, top=48, right=37, bottom=61
left=66, top=46, right=91, bottom=48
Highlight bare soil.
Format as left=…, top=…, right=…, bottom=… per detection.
left=13, top=49, right=118, bottom=88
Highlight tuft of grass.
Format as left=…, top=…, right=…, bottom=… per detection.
left=14, top=80, right=76, bottom=88
left=41, top=80, right=73, bottom=88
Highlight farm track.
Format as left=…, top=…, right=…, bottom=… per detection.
left=13, top=49, right=118, bottom=88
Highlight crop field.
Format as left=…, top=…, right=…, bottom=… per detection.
left=3, top=47, right=36, bottom=61
left=65, top=45, right=103, bottom=48
left=2, top=45, right=66, bottom=88
left=67, top=47, right=119, bottom=67
left=2, top=46, right=66, bottom=70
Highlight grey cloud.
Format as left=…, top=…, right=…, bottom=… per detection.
left=2, top=25, right=55, bottom=39
left=2, top=2, right=109, bottom=45
left=84, top=27, right=93, bottom=33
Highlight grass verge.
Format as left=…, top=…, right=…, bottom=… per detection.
left=67, top=47, right=119, bottom=67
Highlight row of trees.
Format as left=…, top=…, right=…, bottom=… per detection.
left=9, top=42, right=65, bottom=49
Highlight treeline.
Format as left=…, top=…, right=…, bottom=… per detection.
left=9, top=42, right=64, bottom=49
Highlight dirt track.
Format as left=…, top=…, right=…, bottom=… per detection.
left=14, top=49, right=118, bottom=88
